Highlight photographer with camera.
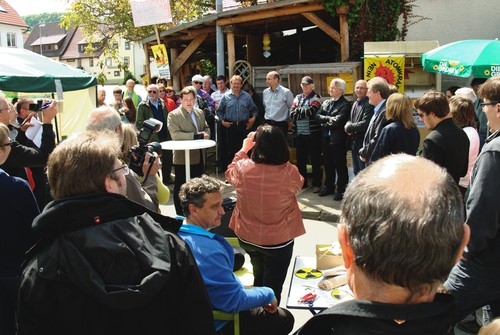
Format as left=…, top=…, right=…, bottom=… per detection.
left=168, top=86, right=211, bottom=216
left=87, top=106, right=161, bottom=212
left=136, top=84, right=174, bottom=185
left=0, top=96, right=57, bottom=208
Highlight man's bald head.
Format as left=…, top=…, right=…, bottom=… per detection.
left=87, top=106, right=122, bottom=135
left=341, top=154, right=465, bottom=293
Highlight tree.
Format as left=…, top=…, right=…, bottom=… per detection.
left=61, top=0, right=215, bottom=83
left=23, top=12, right=65, bottom=29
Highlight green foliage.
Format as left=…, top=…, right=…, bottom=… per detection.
left=123, top=70, right=138, bottom=85
left=199, top=59, right=216, bottom=80
left=60, top=0, right=215, bottom=83
left=22, top=12, right=65, bottom=29
left=323, top=0, right=430, bottom=61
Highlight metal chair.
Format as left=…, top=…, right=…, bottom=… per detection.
left=212, top=309, right=240, bottom=335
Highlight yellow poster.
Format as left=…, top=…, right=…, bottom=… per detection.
left=364, top=55, right=405, bottom=93
left=151, top=44, right=171, bottom=79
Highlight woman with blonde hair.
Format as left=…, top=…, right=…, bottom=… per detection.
left=121, top=123, right=170, bottom=205
left=370, top=93, right=420, bottom=162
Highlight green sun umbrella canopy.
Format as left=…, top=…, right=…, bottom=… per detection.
left=421, top=39, right=500, bottom=78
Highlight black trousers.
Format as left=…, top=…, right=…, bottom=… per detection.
left=161, top=149, right=173, bottom=183
left=263, top=119, right=288, bottom=137
left=221, top=124, right=249, bottom=172
left=238, top=239, right=294, bottom=304
left=294, top=133, right=322, bottom=188
left=220, top=306, right=294, bottom=335
left=173, top=162, right=204, bottom=216
left=0, top=276, right=20, bottom=335
left=322, top=141, right=348, bottom=191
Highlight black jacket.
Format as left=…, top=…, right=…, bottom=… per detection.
left=421, top=118, right=469, bottom=184
left=17, top=193, right=215, bottom=335
left=344, top=96, right=374, bottom=152
left=316, top=96, right=351, bottom=145
left=359, top=101, right=388, bottom=161
left=295, top=294, right=455, bottom=335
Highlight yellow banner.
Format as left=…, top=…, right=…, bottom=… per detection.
left=151, top=44, right=171, bottom=79
left=364, top=55, right=405, bottom=93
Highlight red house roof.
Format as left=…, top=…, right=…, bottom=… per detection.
left=0, top=0, right=29, bottom=29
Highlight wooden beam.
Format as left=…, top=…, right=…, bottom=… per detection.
left=301, top=12, right=340, bottom=45
left=169, top=34, right=208, bottom=75
left=144, top=45, right=151, bottom=84
left=170, top=48, right=180, bottom=90
left=339, top=12, right=349, bottom=61
left=217, top=4, right=324, bottom=26
left=227, top=32, right=235, bottom=78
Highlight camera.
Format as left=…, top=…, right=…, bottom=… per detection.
left=28, top=99, right=49, bottom=111
left=128, top=118, right=163, bottom=176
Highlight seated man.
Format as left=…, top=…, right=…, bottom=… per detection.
left=17, top=131, right=215, bottom=335
left=295, top=154, right=469, bottom=335
left=178, top=175, right=294, bottom=335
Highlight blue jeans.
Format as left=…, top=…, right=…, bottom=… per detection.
left=351, top=142, right=365, bottom=176
left=444, top=258, right=500, bottom=322
left=238, top=239, right=294, bottom=304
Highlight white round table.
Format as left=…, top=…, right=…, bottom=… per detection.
left=160, top=139, right=216, bottom=180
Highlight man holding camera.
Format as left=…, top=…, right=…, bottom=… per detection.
left=87, top=106, right=160, bottom=212
left=168, top=86, right=210, bottom=216
left=136, top=84, right=174, bottom=184
left=0, top=96, right=57, bottom=208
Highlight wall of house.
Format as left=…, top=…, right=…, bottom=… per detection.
left=401, top=0, right=500, bottom=45
left=0, top=23, right=25, bottom=48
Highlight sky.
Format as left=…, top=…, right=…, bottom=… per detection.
left=9, top=0, right=70, bottom=16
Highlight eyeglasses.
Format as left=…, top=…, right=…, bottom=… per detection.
left=110, top=164, right=130, bottom=176
left=0, top=141, right=12, bottom=148
left=159, top=90, right=165, bottom=92
left=165, top=90, right=173, bottom=93
left=193, top=81, right=203, bottom=85
left=148, top=90, right=158, bottom=94
left=480, top=101, right=498, bottom=107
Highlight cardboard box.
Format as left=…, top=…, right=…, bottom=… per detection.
left=316, top=243, right=344, bottom=270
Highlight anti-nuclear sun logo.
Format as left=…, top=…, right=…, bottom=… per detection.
left=374, top=62, right=395, bottom=85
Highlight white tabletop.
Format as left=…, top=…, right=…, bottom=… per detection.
left=286, top=256, right=353, bottom=312
left=160, top=139, right=216, bottom=151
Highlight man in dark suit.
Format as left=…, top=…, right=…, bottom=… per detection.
left=415, top=91, right=469, bottom=184
left=316, top=78, right=351, bottom=201
left=358, top=77, right=390, bottom=165
left=344, top=80, right=374, bottom=175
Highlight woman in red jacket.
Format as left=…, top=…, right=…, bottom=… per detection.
left=226, top=124, right=305, bottom=303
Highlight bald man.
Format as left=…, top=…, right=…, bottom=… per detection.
left=296, top=154, right=469, bottom=335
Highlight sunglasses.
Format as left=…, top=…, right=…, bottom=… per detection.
left=166, top=90, right=173, bottom=93
left=193, top=81, right=203, bottom=85
left=159, top=90, right=165, bottom=92
left=480, top=101, right=498, bottom=107
left=148, top=90, right=158, bottom=94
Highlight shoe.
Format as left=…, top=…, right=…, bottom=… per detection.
left=333, top=192, right=344, bottom=201
left=313, top=187, right=321, bottom=193
left=456, top=318, right=481, bottom=334
left=319, top=188, right=334, bottom=197
left=302, top=183, right=309, bottom=190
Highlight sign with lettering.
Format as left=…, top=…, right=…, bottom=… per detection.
left=151, top=44, right=171, bottom=79
left=130, top=0, right=172, bottom=27
left=364, top=55, right=405, bottom=93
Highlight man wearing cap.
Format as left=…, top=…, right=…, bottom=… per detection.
left=216, top=75, right=258, bottom=171
left=290, top=76, right=323, bottom=191
left=263, top=71, right=294, bottom=135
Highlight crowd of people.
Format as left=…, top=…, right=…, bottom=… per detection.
left=0, top=72, right=499, bottom=335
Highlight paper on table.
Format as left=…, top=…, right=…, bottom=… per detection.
left=25, top=116, right=43, bottom=148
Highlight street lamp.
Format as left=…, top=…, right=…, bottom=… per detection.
left=39, top=23, right=45, bottom=56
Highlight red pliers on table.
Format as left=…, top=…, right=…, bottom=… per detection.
left=298, top=292, right=317, bottom=304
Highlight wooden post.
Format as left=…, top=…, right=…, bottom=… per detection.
left=227, top=31, right=235, bottom=78
left=336, top=6, right=350, bottom=62
left=144, top=44, right=151, bottom=85
left=170, top=48, right=180, bottom=90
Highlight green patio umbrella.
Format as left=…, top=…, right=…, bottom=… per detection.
left=421, top=39, right=500, bottom=78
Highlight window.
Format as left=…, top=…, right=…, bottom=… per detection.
left=7, top=33, right=16, bottom=47
left=79, top=44, right=86, bottom=53
left=114, top=71, right=121, bottom=77
left=105, top=58, right=112, bottom=66
left=77, top=59, right=82, bottom=67
left=123, top=57, right=130, bottom=66
left=125, top=41, right=130, bottom=50
left=113, top=42, right=118, bottom=48
left=90, top=58, right=94, bottom=67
